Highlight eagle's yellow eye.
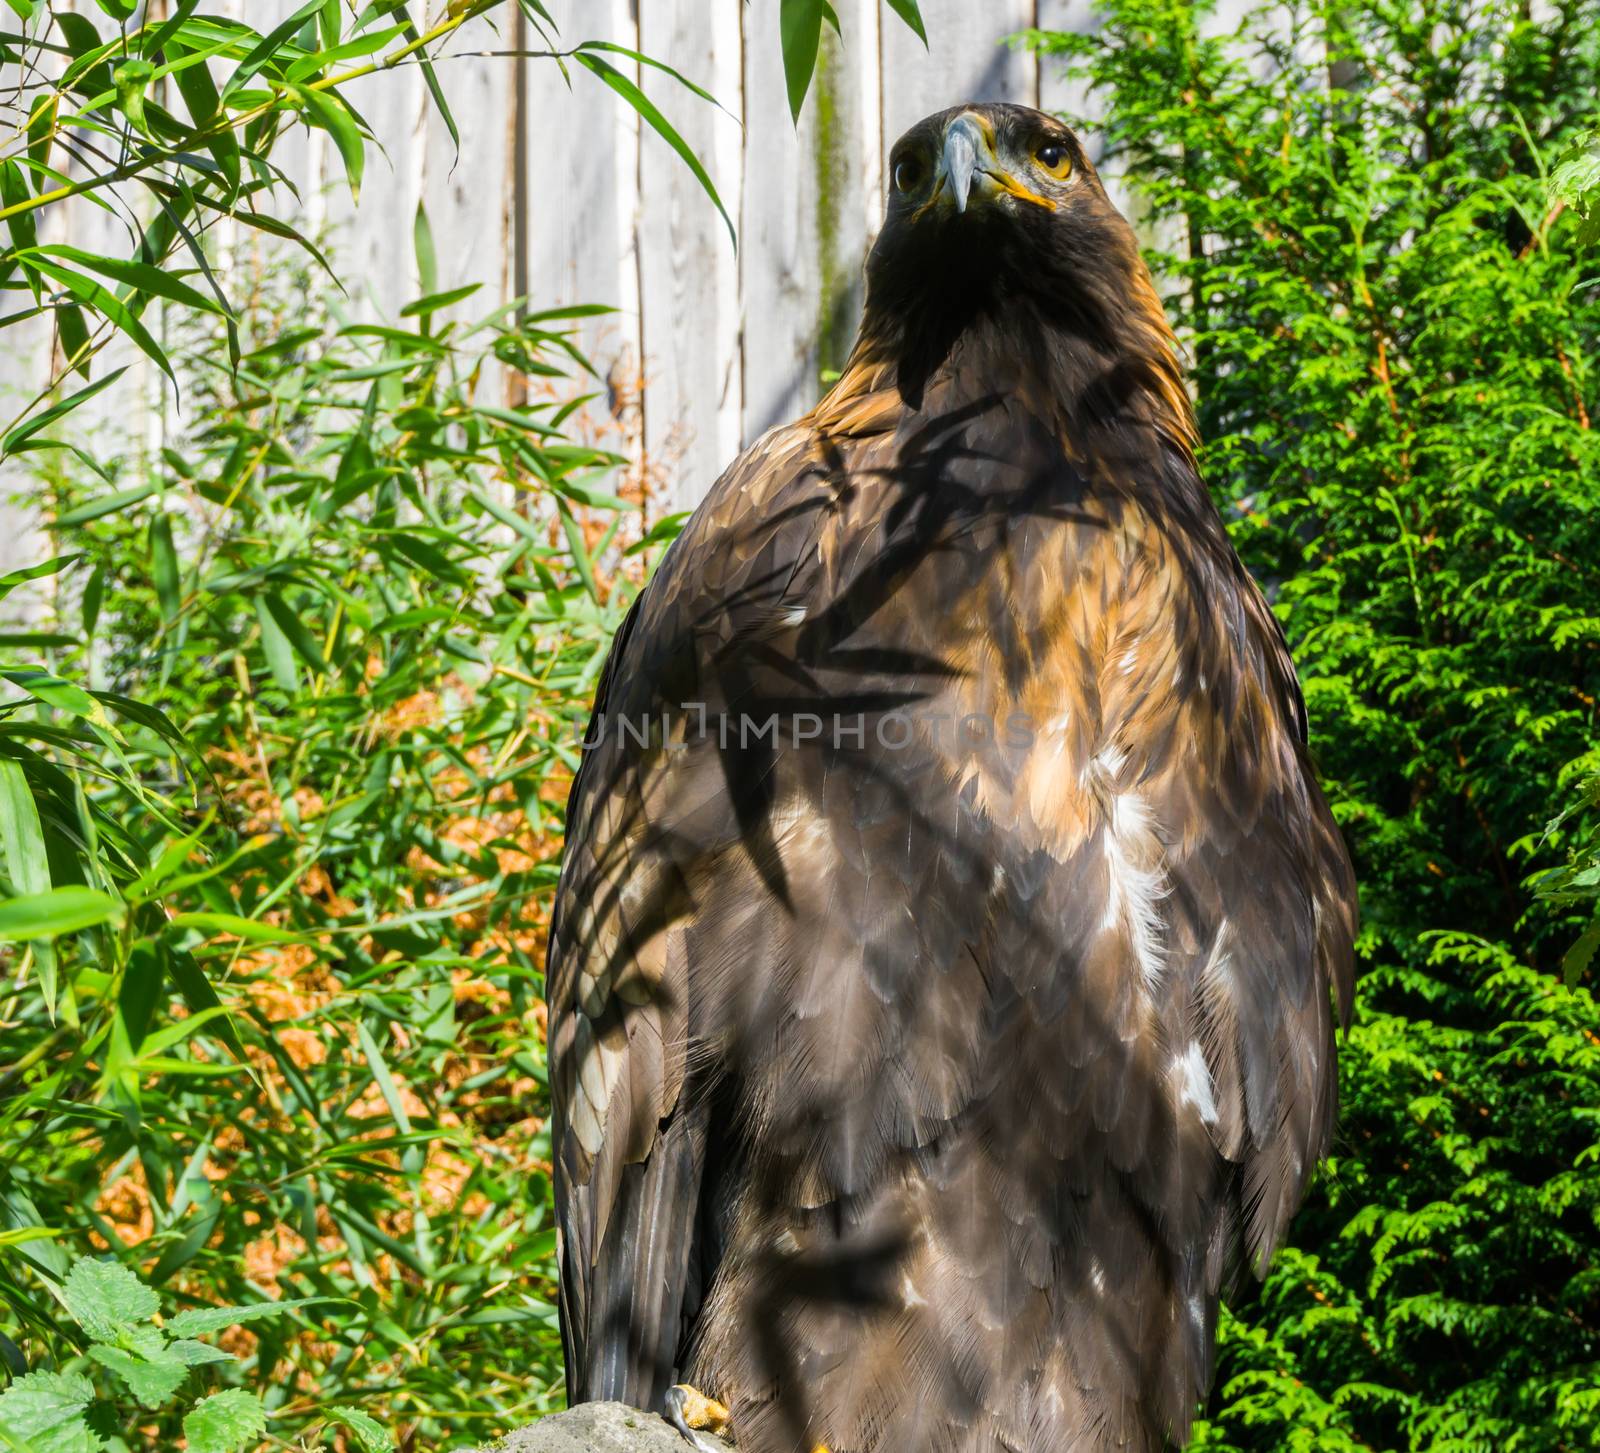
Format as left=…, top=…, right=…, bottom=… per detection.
left=1035, top=141, right=1071, bottom=180
left=893, top=156, right=923, bottom=193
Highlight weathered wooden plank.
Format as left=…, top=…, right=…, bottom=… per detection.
left=421, top=14, right=517, bottom=325
left=635, top=1, right=743, bottom=511
left=518, top=1, right=644, bottom=453
left=327, top=54, right=428, bottom=321
left=739, top=9, right=821, bottom=442
left=740, top=0, right=885, bottom=445
left=879, top=0, right=1037, bottom=161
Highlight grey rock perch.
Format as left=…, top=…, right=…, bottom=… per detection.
left=473, top=1402, right=735, bottom=1453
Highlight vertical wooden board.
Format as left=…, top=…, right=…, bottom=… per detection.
left=739, top=6, right=820, bottom=443
left=0, top=6, right=70, bottom=564
left=326, top=50, right=428, bottom=321
left=741, top=0, right=883, bottom=445
left=519, top=1, right=643, bottom=420
left=635, top=0, right=744, bottom=511
left=879, top=0, right=1037, bottom=159
left=421, top=12, right=516, bottom=311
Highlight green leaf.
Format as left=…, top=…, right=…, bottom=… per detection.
left=62, top=1257, right=159, bottom=1341
left=573, top=51, right=735, bottom=247
left=1550, top=129, right=1600, bottom=217
left=81, top=564, right=104, bottom=635
left=166, top=1339, right=235, bottom=1367
left=0, top=758, right=58, bottom=1010
left=222, top=0, right=325, bottom=97
left=387, top=4, right=458, bottom=149
left=555, top=500, right=599, bottom=602
left=55, top=303, right=93, bottom=381
left=883, top=0, right=927, bottom=44
left=357, top=1021, right=412, bottom=1134
left=3, top=670, right=116, bottom=731
left=254, top=596, right=300, bottom=694
left=140, top=0, right=202, bottom=61
left=0, top=887, right=123, bottom=943
left=0, top=633, right=78, bottom=649
left=150, top=512, right=180, bottom=626
left=54, top=480, right=160, bottom=526
left=164, top=1296, right=326, bottom=1338
left=282, top=24, right=404, bottom=84
left=165, top=946, right=247, bottom=1064
left=0, top=1370, right=101, bottom=1453
left=112, top=57, right=155, bottom=134
left=413, top=203, right=438, bottom=299
left=779, top=0, right=824, bottom=123
left=0, top=554, right=81, bottom=603
left=574, top=41, right=735, bottom=116
left=289, top=83, right=366, bottom=201
left=400, top=284, right=481, bottom=320
left=259, top=591, right=330, bottom=673
left=327, top=1408, right=393, bottom=1453
left=0, top=761, right=51, bottom=899
left=21, top=258, right=174, bottom=383
left=18, top=244, right=229, bottom=318
left=1563, top=910, right=1600, bottom=987
left=182, top=1390, right=266, bottom=1453
left=1, top=368, right=128, bottom=458
left=87, top=1341, right=187, bottom=1409
left=168, top=911, right=300, bottom=944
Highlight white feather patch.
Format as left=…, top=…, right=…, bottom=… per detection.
left=1175, top=1039, right=1219, bottom=1125
left=1100, top=789, right=1170, bottom=988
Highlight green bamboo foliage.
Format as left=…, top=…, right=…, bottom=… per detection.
left=0, top=229, right=666, bottom=1444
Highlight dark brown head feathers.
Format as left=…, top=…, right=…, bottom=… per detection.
left=817, top=103, right=1195, bottom=457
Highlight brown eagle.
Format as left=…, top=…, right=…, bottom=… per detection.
left=547, top=103, right=1357, bottom=1453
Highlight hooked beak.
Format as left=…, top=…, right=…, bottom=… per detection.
left=926, top=112, right=1054, bottom=217
left=938, top=113, right=985, bottom=214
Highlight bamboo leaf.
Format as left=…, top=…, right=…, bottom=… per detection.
left=259, top=591, right=330, bottom=672
left=150, top=512, right=180, bottom=626
left=413, top=203, right=438, bottom=298
left=572, top=50, right=734, bottom=247
left=0, top=759, right=57, bottom=1009
left=778, top=0, right=824, bottom=123
left=883, top=0, right=927, bottom=44
left=19, top=244, right=229, bottom=318
left=0, top=887, right=123, bottom=943
left=0, top=554, right=81, bottom=603
left=2, top=368, right=128, bottom=458
left=287, top=82, right=366, bottom=201
left=20, top=258, right=174, bottom=383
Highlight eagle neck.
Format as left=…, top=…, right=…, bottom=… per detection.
left=819, top=284, right=1199, bottom=478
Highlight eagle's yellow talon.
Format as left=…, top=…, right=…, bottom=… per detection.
left=665, top=1384, right=731, bottom=1448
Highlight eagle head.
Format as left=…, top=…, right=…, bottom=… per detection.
left=855, top=103, right=1185, bottom=431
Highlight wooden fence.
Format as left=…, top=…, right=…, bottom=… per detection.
left=0, top=0, right=1187, bottom=566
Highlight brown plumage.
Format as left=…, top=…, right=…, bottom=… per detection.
left=548, top=103, right=1357, bottom=1453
